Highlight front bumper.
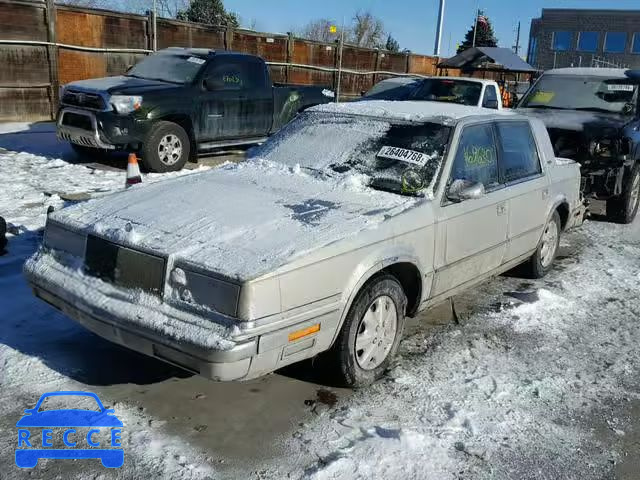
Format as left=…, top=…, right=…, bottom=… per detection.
left=57, top=107, right=150, bottom=149
left=25, top=253, right=340, bottom=381
left=566, top=198, right=587, bottom=230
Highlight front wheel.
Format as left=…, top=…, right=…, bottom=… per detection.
left=141, top=121, right=190, bottom=173
left=606, top=164, right=640, bottom=224
left=325, top=275, right=407, bottom=388
left=522, top=210, right=561, bottom=279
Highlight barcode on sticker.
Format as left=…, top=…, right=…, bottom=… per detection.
left=377, top=146, right=428, bottom=166
left=608, top=84, right=634, bottom=92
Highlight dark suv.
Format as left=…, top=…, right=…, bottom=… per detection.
left=517, top=67, right=640, bottom=224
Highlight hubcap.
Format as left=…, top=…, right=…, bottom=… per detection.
left=158, top=134, right=183, bottom=166
left=355, top=295, right=398, bottom=371
left=540, top=219, right=559, bottom=268
left=628, top=172, right=640, bottom=216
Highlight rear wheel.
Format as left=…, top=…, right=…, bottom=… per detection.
left=522, top=210, right=561, bottom=279
left=141, top=121, right=190, bottom=173
left=606, top=164, right=640, bottom=224
left=324, top=275, right=407, bottom=387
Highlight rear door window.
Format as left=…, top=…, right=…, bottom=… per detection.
left=495, top=121, right=542, bottom=182
left=450, top=123, right=499, bottom=189
left=204, top=59, right=265, bottom=91
left=482, top=85, right=499, bottom=109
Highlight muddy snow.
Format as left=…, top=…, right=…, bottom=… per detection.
left=1, top=123, right=639, bottom=479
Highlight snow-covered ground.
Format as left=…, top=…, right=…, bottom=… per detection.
left=1, top=123, right=639, bottom=479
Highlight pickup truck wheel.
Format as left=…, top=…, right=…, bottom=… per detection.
left=142, top=121, right=190, bottom=172
left=606, top=164, right=640, bottom=224
left=523, top=211, right=561, bottom=279
left=327, top=275, right=407, bottom=388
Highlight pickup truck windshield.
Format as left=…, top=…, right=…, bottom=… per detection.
left=126, top=52, right=205, bottom=84
left=520, top=75, right=639, bottom=114
left=411, top=79, right=483, bottom=106
left=253, top=112, right=451, bottom=196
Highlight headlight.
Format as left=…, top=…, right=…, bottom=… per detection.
left=110, top=95, right=143, bottom=114
left=44, top=220, right=86, bottom=258
left=589, top=139, right=616, bottom=158
left=168, top=267, right=240, bottom=317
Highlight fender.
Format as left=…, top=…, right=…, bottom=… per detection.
left=328, top=249, right=428, bottom=347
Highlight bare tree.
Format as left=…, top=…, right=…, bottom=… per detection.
left=349, top=10, right=385, bottom=48
left=296, top=18, right=342, bottom=43
left=57, top=0, right=188, bottom=17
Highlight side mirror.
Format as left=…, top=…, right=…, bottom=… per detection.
left=448, top=180, right=485, bottom=202
left=483, top=99, right=499, bottom=109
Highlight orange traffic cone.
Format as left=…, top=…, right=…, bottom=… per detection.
left=125, top=153, right=142, bottom=188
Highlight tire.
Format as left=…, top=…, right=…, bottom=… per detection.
left=325, top=275, right=407, bottom=388
left=141, top=121, right=190, bottom=173
left=522, top=210, right=562, bottom=279
left=606, top=164, right=640, bottom=224
left=70, top=143, right=111, bottom=160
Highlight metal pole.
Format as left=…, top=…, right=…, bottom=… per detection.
left=153, top=0, right=157, bottom=51
left=514, top=21, right=520, bottom=55
left=472, top=5, right=479, bottom=47
left=434, top=0, right=445, bottom=56
left=336, top=16, right=344, bottom=102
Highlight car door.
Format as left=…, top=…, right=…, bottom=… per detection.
left=432, top=122, right=509, bottom=297
left=495, top=120, right=550, bottom=263
left=197, top=58, right=269, bottom=142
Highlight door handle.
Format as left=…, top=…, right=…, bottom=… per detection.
left=496, top=202, right=507, bottom=216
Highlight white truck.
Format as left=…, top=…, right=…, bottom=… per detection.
left=362, top=77, right=503, bottom=110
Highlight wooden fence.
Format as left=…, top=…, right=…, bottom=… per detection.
left=0, top=0, right=442, bottom=121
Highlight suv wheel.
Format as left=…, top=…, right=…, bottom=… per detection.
left=142, top=121, right=190, bottom=172
left=325, top=275, right=407, bottom=387
left=606, top=164, right=640, bottom=224
left=522, top=210, right=561, bottom=279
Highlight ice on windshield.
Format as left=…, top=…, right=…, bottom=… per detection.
left=520, top=75, right=639, bottom=114
left=251, top=112, right=451, bottom=196
left=127, top=52, right=205, bottom=84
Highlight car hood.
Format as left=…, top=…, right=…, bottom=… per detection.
left=51, top=160, right=423, bottom=281
left=517, top=107, right=630, bottom=134
left=65, top=75, right=180, bottom=95
left=16, top=410, right=123, bottom=427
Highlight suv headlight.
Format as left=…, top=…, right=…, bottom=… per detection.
left=110, top=95, right=143, bottom=114
left=168, top=266, right=240, bottom=317
left=44, top=220, right=86, bottom=258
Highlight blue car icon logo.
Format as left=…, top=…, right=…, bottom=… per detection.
left=16, top=391, right=123, bottom=468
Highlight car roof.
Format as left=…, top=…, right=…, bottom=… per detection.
left=162, top=47, right=257, bottom=60
left=543, top=67, right=628, bottom=78
left=309, top=100, right=518, bottom=125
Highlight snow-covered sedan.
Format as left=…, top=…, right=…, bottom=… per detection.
left=25, top=101, right=585, bottom=387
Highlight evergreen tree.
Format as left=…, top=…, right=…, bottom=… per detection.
left=177, top=0, right=239, bottom=27
left=457, top=10, right=497, bottom=53
left=385, top=34, right=400, bottom=52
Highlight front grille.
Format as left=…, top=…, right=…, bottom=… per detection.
left=62, top=111, right=93, bottom=131
left=84, top=235, right=166, bottom=295
left=62, top=90, right=106, bottom=110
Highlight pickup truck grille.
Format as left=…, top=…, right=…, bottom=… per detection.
left=61, top=111, right=93, bottom=131
left=62, top=90, right=107, bottom=110
left=84, top=235, right=166, bottom=295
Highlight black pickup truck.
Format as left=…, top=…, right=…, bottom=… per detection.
left=57, top=48, right=334, bottom=172
left=517, top=68, right=640, bottom=224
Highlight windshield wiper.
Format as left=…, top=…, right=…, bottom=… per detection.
left=368, top=177, right=423, bottom=197
left=573, top=107, right=620, bottom=114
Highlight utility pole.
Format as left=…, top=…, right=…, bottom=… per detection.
left=513, top=21, right=521, bottom=55
left=152, top=0, right=158, bottom=51
left=434, top=0, right=445, bottom=56
left=336, top=16, right=345, bottom=103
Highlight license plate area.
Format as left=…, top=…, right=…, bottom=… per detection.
left=62, top=111, right=93, bottom=131
left=84, top=235, right=166, bottom=295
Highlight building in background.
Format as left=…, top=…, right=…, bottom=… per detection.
left=527, top=9, right=640, bottom=71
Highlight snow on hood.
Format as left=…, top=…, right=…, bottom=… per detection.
left=310, top=100, right=515, bottom=123
left=51, top=159, right=420, bottom=281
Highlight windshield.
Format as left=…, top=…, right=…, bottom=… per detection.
left=411, top=79, right=483, bottom=106
left=251, top=112, right=451, bottom=197
left=363, top=79, right=420, bottom=100
left=520, top=75, right=639, bottom=114
left=127, top=52, right=206, bottom=84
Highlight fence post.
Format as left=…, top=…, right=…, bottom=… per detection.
left=373, top=49, right=382, bottom=87
left=405, top=52, right=411, bottom=74
left=44, top=0, right=59, bottom=119
left=225, top=26, right=233, bottom=50
left=286, top=32, right=294, bottom=84
left=147, top=10, right=157, bottom=51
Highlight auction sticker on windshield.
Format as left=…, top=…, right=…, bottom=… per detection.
left=607, top=84, right=634, bottom=92
left=377, top=146, right=429, bottom=166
